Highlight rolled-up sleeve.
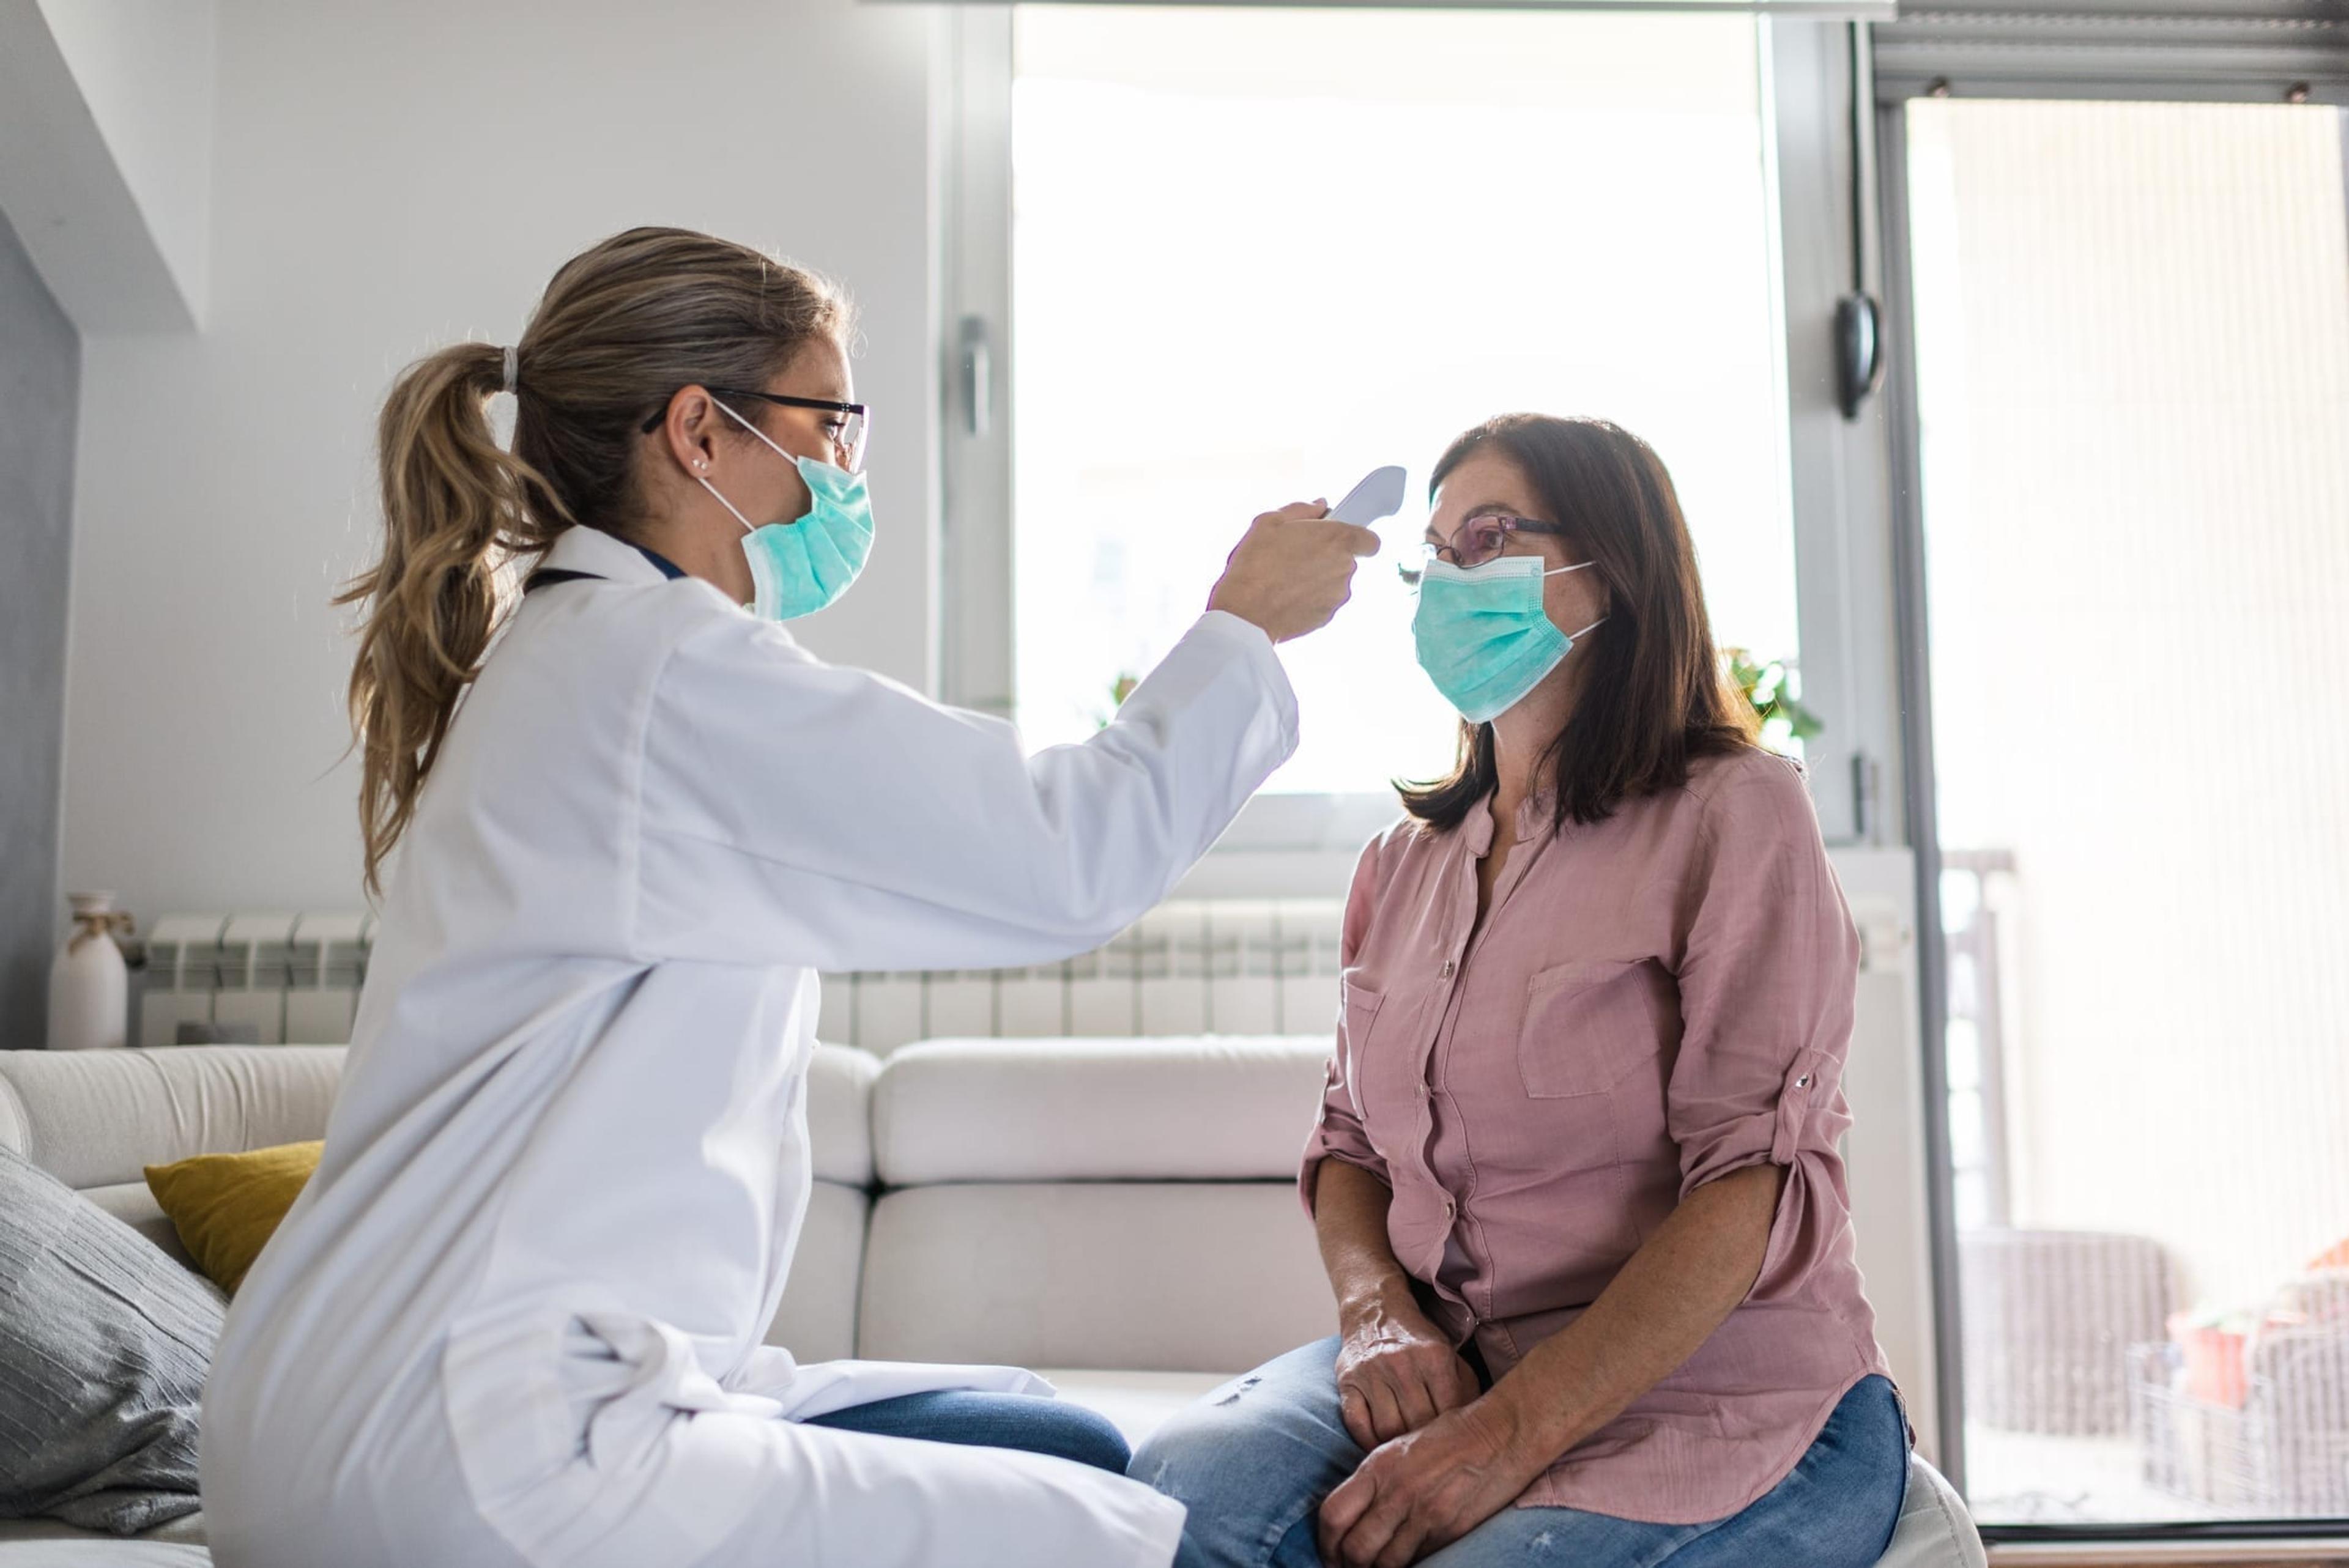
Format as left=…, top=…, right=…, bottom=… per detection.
left=1299, top=837, right=1389, bottom=1216
left=1668, top=758, right=1859, bottom=1296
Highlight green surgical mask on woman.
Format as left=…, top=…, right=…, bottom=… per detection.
left=1411, top=556, right=1605, bottom=723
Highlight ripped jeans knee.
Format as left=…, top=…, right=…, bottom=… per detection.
left=1129, top=1339, right=1359, bottom=1568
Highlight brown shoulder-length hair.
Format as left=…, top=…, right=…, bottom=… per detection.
left=1399, top=414, right=1757, bottom=835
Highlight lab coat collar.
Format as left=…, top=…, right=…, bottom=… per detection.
left=540, top=525, right=671, bottom=587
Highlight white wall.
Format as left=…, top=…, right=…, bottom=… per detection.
left=0, top=206, right=82, bottom=1045
left=0, top=0, right=215, bottom=329
left=60, top=0, right=943, bottom=919
left=34, top=0, right=217, bottom=317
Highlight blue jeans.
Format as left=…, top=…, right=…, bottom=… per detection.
left=1132, top=1338, right=1907, bottom=1568
left=806, top=1388, right=1132, bottom=1474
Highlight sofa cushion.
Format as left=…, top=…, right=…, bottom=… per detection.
left=0, top=1044, right=874, bottom=1193
left=1878, top=1453, right=1987, bottom=1568
left=762, top=1180, right=869, bottom=1364
left=859, top=1182, right=1334, bottom=1373
left=78, top=1185, right=197, bottom=1272
left=0, top=1512, right=206, bottom=1548
left=0, top=1536, right=209, bottom=1567
left=0, top=1049, right=341, bottom=1191
left=807, top=1044, right=878, bottom=1188
left=143, top=1142, right=322, bottom=1295
left=1040, top=1369, right=1225, bottom=1448
left=0, top=1147, right=215, bottom=1536
left=872, top=1037, right=1328, bottom=1185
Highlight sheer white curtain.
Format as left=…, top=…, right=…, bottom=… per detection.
left=1909, top=95, right=2349, bottom=1522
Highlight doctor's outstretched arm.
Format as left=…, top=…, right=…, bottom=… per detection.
left=632, top=503, right=1377, bottom=975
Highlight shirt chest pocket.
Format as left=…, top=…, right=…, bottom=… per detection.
left=1338, top=975, right=1423, bottom=1141
left=1516, top=959, right=1675, bottom=1100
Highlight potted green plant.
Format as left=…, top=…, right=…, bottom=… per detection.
left=1723, top=648, right=1822, bottom=758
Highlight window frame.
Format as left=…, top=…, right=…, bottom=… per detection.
left=937, top=6, right=1018, bottom=723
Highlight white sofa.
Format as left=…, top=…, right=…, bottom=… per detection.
left=0, top=1042, right=1984, bottom=1567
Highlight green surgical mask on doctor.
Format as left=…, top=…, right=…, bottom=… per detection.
left=697, top=399, right=875, bottom=622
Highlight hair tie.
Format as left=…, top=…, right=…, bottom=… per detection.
left=502, top=344, right=518, bottom=395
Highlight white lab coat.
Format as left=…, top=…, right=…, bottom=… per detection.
left=200, top=523, right=1299, bottom=1568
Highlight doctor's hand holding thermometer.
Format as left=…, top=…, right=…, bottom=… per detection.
left=1209, top=500, right=1384, bottom=642
left=1209, top=464, right=1405, bottom=640
left=202, top=224, right=1382, bottom=1568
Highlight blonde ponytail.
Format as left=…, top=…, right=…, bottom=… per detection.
left=337, top=226, right=852, bottom=898
left=339, top=342, right=553, bottom=896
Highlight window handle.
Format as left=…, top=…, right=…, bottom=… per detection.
left=1851, top=750, right=1882, bottom=845
left=960, top=315, right=993, bottom=438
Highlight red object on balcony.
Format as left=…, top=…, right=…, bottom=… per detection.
left=2170, top=1314, right=2249, bottom=1409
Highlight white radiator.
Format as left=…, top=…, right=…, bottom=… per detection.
left=135, top=900, right=1349, bottom=1053
left=825, top=900, right=1346, bottom=1053
left=137, top=894, right=1914, bottom=1054
left=138, top=912, right=375, bottom=1048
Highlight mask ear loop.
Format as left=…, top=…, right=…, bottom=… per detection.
left=1542, top=561, right=1605, bottom=640
left=697, top=473, right=757, bottom=536
left=697, top=398, right=796, bottom=536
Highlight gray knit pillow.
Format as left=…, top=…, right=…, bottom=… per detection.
left=0, top=1143, right=220, bottom=1534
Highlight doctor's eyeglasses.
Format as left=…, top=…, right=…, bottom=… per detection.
left=639, top=390, right=870, bottom=475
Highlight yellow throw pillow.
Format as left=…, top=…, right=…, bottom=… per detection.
left=144, top=1141, right=322, bottom=1295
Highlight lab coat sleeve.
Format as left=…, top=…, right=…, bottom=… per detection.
left=633, top=608, right=1299, bottom=973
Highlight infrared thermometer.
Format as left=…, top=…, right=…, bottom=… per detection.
left=1328, top=465, right=1408, bottom=527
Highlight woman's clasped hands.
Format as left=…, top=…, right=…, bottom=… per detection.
left=1318, top=1298, right=1555, bottom=1568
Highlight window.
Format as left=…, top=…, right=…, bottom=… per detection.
left=1004, top=6, right=1801, bottom=794
left=946, top=2, right=2349, bottom=1542
left=1904, top=95, right=2349, bottom=1527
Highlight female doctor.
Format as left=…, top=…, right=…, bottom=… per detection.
left=199, top=225, right=1377, bottom=1568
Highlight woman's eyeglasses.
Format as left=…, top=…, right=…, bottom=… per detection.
left=639, top=389, right=870, bottom=475
left=1397, top=514, right=1575, bottom=587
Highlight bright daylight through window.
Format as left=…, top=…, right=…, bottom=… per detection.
left=1010, top=6, right=1798, bottom=794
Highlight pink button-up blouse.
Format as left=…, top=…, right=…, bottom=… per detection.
left=1300, top=747, right=1892, bottom=1525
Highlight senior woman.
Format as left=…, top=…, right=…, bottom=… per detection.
left=1133, top=415, right=1906, bottom=1568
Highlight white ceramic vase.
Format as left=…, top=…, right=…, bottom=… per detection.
left=48, top=892, right=131, bottom=1051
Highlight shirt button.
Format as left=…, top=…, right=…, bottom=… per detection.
left=1439, top=960, right=1457, bottom=980
left=1417, top=1081, right=1431, bottom=1100
left=1795, top=1074, right=1813, bottom=1089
